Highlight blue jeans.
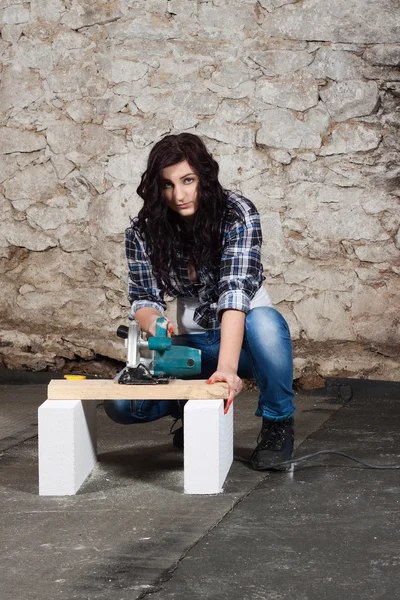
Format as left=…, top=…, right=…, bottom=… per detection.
left=104, top=307, right=295, bottom=424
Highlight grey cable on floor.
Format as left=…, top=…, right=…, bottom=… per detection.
left=235, top=450, right=400, bottom=470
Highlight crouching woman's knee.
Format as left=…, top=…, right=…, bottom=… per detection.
left=103, top=398, right=175, bottom=424
left=103, top=399, right=134, bottom=424
left=245, top=306, right=291, bottom=340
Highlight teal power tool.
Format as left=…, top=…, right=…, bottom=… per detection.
left=115, top=317, right=201, bottom=385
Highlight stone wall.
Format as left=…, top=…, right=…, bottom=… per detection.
left=0, top=0, right=399, bottom=382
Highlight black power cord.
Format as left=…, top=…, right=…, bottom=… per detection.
left=234, top=382, right=400, bottom=470
left=235, top=450, right=400, bottom=470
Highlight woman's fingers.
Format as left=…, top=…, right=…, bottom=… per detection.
left=207, top=370, right=243, bottom=413
left=147, top=317, right=175, bottom=338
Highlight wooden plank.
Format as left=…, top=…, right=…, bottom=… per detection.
left=47, top=379, right=229, bottom=401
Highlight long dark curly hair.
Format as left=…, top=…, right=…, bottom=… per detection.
left=136, top=133, right=228, bottom=292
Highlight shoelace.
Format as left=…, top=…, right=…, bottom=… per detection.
left=255, top=421, right=288, bottom=452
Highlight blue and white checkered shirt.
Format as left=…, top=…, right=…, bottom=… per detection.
left=126, top=191, right=264, bottom=330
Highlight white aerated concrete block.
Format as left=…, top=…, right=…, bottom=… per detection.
left=184, top=399, right=233, bottom=494
left=38, top=400, right=97, bottom=496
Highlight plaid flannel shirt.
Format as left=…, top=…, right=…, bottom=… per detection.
left=126, top=191, right=264, bottom=330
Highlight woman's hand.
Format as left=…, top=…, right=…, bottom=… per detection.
left=147, top=316, right=175, bottom=338
left=208, top=369, right=243, bottom=413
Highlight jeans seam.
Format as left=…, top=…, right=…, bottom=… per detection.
left=242, top=335, right=266, bottom=399
left=130, top=399, right=147, bottom=415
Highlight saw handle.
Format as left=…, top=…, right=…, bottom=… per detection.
left=155, top=317, right=169, bottom=338
left=117, top=318, right=169, bottom=340
left=117, top=319, right=171, bottom=351
left=149, top=317, right=172, bottom=352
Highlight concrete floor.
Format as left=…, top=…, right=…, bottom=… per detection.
left=1, top=373, right=399, bottom=600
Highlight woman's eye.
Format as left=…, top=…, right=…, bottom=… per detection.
left=163, top=181, right=172, bottom=189
left=184, top=177, right=194, bottom=184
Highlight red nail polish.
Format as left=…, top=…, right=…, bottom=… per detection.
left=224, top=399, right=233, bottom=414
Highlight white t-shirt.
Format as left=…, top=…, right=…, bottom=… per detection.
left=177, top=286, right=272, bottom=334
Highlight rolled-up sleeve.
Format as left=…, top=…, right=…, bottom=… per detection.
left=125, top=224, right=166, bottom=318
left=216, top=210, right=263, bottom=320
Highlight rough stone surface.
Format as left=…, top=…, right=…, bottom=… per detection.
left=285, top=183, right=389, bottom=242
left=269, top=149, right=292, bottom=165
left=0, top=3, right=30, bottom=25
left=261, top=0, right=400, bottom=43
left=0, top=0, right=398, bottom=381
left=175, top=90, right=220, bottom=116
left=308, top=47, right=363, bottom=81
left=320, top=122, right=382, bottom=155
left=0, top=66, right=43, bottom=111
left=293, top=291, right=356, bottom=341
left=60, top=0, right=122, bottom=30
left=248, top=49, right=313, bottom=76
left=256, top=108, right=322, bottom=149
left=197, top=118, right=255, bottom=148
left=0, top=156, right=19, bottom=183
left=95, top=55, right=149, bottom=85
left=255, top=72, right=319, bottom=111
left=3, top=163, right=59, bottom=203
left=320, top=80, right=379, bottom=121
left=47, top=66, right=109, bottom=100
left=0, top=129, right=47, bottom=154
left=354, top=242, right=399, bottom=264
left=30, top=0, right=65, bottom=22
left=47, top=122, right=126, bottom=157
left=363, top=45, right=400, bottom=67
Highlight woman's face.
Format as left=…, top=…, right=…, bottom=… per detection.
left=161, top=160, right=199, bottom=223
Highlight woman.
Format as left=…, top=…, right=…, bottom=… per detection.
left=104, top=133, right=295, bottom=471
